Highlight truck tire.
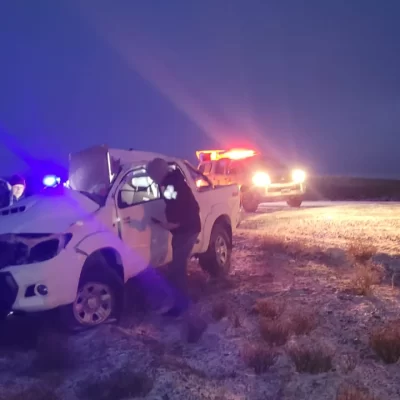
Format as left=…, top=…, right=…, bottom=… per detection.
left=199, top=223, right=232, bottom=278
left=241, top=190, right=259, bottom=213
left=58, top=263, right=124, bottom=332
left=287, top=197, right=303, bottom=208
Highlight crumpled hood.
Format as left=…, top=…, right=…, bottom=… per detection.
left=0, top=189, right=100, bottom=234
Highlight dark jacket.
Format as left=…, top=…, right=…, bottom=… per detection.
left=161, top=169, right=201, bottom=235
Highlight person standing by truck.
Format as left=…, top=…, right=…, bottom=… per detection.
left=146, top=157, right=202, bottom=318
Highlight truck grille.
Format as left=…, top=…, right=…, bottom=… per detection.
left=0, top=206, right=26, bottom=216
left=270, top=171, right=291, bottom=183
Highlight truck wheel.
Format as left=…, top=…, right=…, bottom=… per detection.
left=287, top=197, right=303, bottom=208
left=199, top=223, right=232, bottom=278
left=241, top=191, right=259, bottom=213
left=59, top=265, right=123, bottom=332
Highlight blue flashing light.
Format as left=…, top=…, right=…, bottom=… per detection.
left=43, top=175, right=60, bottom=188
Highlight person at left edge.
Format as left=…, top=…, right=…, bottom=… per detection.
left=9, top=174, right=26, bottom=202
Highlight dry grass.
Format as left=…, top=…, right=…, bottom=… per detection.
left=288, top=311, right=317, bottom=336
left=259, top=318, right=290, bottom=346
left=370, top=322, right=400, bottom=364
left=346, top=263, right=383, bottom=296
left=259, top=236, right=306, bottom=257
left=288, top=340, right=334, bottom=374
left=211, top=301, right=229, bottom=321
left=347, top=241, right=377, bottom=264
left=79, top=366, right=153, bottom=400
left=252, top=298, right=286, bottom=320
left=336, top=382, right=378, bottom=400
left=242, top=343, right=278, bottom=374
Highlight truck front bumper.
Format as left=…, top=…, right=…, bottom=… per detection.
left=0, top=250, right=84, bottom=314
left=257, top=183, right=306, bottom=202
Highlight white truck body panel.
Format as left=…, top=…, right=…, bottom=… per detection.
left=0, top=147, right=240, bottom=314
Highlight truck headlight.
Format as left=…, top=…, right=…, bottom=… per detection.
left=252, top=172, right=271, bottom=187
left=0, top=233, right=73, bottom=269
left=292, top=169, right=306, bottom=183
left=29, top=233, right=72, bottom=263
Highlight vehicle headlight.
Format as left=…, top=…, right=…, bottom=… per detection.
left=252, top=172, right=271, bottom=187
left=292, top=169, right=306, bottom=183
left=29, top=233, right=73, bottom=263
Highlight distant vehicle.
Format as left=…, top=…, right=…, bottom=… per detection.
left=196, top=148, right=306, bottom=212
left=0, top=145, right=240, bottom=330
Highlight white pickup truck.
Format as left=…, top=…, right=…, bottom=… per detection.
left=0, top=146, right=241, bottom=329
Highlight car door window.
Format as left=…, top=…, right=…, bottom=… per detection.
left=182, top=162, right=212, bottom=191
left=117, top=168, right=160, bottom=209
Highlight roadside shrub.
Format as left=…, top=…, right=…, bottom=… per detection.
left=288, top=311, right=317, bottom=336
left=288, top=340, right=333, bottom=374
left=348, top=241, right=377, bottom=264
left=253, top=298, right=285, bottom=320
left=370, top=322, right=400, bottom=364
left=347, top=263, right=382, bottom=296
left=259, top=318, right=290, bottom=346
left=242, top=343, right=278, bottom=374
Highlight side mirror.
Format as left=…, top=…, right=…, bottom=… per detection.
left=195, top=176, right=213, bottom=191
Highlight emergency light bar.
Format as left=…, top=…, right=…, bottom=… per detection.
left=196, top=148, right=257, bottom=162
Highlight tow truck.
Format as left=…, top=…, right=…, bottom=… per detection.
left=0, top=145, right=240, bottom=330
left=196, top=148, right=306, bottom=212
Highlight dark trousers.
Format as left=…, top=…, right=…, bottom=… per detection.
left=135, top=232, right=199, bottom=313
left=168, top=232, right=199, bottom=309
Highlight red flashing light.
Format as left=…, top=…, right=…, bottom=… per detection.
left=196, top=148, right=256, bottom=162
left=223, top=149, right=256, bottom=160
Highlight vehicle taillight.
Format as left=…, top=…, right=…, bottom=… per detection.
left=252, top=172, right=271, bottom=186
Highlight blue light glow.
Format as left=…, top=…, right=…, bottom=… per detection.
left=43, top=175, right=60, bottom=187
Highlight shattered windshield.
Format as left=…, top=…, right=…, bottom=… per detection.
left=68, top=146, right=121, bottom=204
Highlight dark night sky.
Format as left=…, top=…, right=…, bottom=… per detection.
left=0, top=1, right=399, bottom=178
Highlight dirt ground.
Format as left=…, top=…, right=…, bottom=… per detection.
left=1, top=202, right=400, bottom=400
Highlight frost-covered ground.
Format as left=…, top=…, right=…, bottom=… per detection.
left=1, top=201, right=400, bottom=400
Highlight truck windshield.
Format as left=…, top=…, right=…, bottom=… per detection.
left=68, top=146, right=121, bottom=205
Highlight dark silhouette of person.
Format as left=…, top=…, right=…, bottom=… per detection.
left=9, top=174, right=26, bottom=202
